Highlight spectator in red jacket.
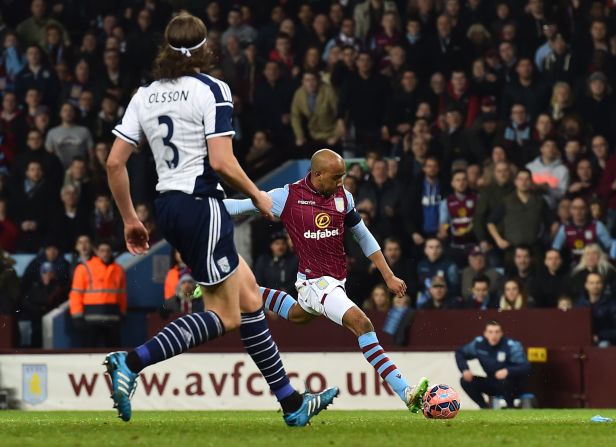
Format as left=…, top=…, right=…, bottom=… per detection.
left=443, top=69, right=480, bottom=128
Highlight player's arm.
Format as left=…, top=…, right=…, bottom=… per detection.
left=223, top=186, right=289, bottom=218
left=108, top=138, right=139, bottom=225
left=208, top=136, right=272, bottom=219
left=369, top=249, right=407, bottom=297
left=107, top=137, right=150, bottom=255
left=202, top=82, right=272, bottom=219
left=108, top=89, right=151, bottom=255
left=346, top=207, right=406, bottom=296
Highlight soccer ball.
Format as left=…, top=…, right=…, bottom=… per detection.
left=422, top=384, right=461, bottom=419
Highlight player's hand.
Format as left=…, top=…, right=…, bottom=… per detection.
left=462, top=370, right=473, bottom=382
left=253, top=190, right=274, bottom=220
left=495, top=368, right=508, bottom=380
left=124, top=219, right=150, bottom=255
left=385, top=275, right=407, bottom=297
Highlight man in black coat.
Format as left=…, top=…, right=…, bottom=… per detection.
left=21, top=262, right=68, bottom=347
left=253, top=61, right=294, bottom=146
left=9, top=161, right=57, bottom=253
left=529, top=249, right=568, bottom=308
left=575, top=272, right=616, bottom=347
left=500, top=58, right=549, bottom=121
left=254, top=232, right=298, bottom=295
left=337, top=51, right=390, bottom=153
left=10, top=128, right=63, bottom=196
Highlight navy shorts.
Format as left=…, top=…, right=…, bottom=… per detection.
left=155, top=192, right=239, bottom=285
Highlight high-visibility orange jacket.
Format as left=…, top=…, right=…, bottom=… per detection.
left=164, top=266, right=180, bottom=301
left=69, top=256, right=127, bottom=322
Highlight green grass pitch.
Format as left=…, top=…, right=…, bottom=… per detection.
left=0, top=410, right=614, bottom=447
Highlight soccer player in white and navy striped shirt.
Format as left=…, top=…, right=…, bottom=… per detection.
left=102, top=13, right=338, bottom=425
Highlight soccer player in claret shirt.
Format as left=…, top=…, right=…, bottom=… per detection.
left=223, top=149, right=430, bottom=413
left=103, top=13, right=337, bottom=425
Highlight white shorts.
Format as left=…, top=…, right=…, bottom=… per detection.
left=294, top=276, right=355, bottom=325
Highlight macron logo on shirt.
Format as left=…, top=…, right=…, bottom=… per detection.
left=297, top=200, right=316, bottom=205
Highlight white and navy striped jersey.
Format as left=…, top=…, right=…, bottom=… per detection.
left=112, top=73, right=234, bottom=197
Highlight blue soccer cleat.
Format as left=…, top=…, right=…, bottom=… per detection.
left=103, top=351, right=139, bottom=422
left=283, top=386, right=340, bottom=427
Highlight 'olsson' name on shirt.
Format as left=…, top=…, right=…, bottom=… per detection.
left=303, top=229, right=339, bottom=240
left=148, top=90, right=189, bottom=103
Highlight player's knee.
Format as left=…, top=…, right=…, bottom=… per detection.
left=289, top=307, right=312, bottom=324
left=240, top=285, right=262, bottom=313
left=358, top=316, right=374, bottom=334
left=218, top=311, right=241, bottom=332
left=350, top=315, right=374, bottom=337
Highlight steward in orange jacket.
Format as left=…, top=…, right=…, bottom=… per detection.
left=69, top=241, right=126, bottom=347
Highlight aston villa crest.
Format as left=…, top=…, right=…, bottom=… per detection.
left=22, top=364, right=47, bottom=405
left=334, top=197, right=345, bottom=213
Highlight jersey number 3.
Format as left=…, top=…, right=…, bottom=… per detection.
left=158, top=115, right=179, bottom=169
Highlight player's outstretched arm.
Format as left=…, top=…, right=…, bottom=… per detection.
left=349, top=219, right=406, bottom=296
left=208, top=136, right=273, bottom=220
left=369, top=250, right=406, bottom=297
left=107, top=137, right=149, bottom=255
left=224, top=187, right=289, bottom=217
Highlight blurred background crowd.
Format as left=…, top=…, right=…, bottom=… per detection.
left=0, top=0, right=616, bottom=347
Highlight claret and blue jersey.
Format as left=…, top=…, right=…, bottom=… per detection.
left=224, top=174, right=380, bottom=281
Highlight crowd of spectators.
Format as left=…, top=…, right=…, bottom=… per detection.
left=0, top=1, right=616, bottom=347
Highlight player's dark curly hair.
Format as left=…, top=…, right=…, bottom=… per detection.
left=152, top=13, right=215, bottom=82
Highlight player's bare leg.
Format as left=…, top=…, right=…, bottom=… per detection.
left=200, top=268, right=242, bottom=331
left=287, top=303, right=318, bottom=324
left=340, top=305, right=374, bottom=337
left=260, top=285, right=428, bottom=412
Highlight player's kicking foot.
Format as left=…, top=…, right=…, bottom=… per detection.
left=405, top=377, right=430, bottom=414
left=103, top=351, right=139, bottom=422
left=283, top=386, right=340, bottom=427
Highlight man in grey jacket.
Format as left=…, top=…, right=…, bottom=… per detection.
left=526, top=139, right=569, bottom=209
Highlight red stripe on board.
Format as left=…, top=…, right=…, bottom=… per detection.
left=320, top=293, right=328, bottom=305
